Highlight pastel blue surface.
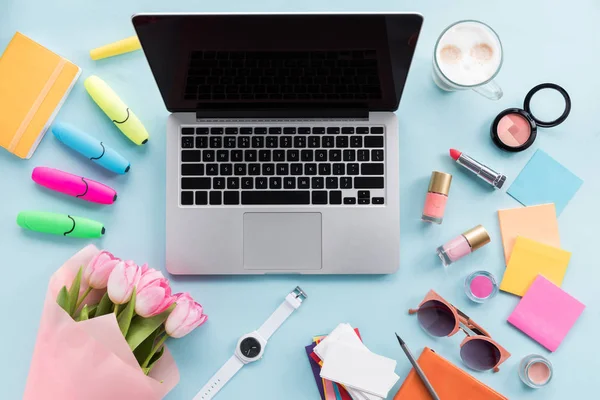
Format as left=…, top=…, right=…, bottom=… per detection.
left=508, top=150, right=583, bottom=215
left=2, top=1, right=599, bottom=399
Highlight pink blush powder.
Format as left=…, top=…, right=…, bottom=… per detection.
left=496, top=113, right=531, bottom=147
left=470, top=275, right=494, bottom=298
left=528, top=362, right=551, bottom=385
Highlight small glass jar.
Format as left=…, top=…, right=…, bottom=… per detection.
left=519, top=355, right=553, bottom=388
left=422, top=171, right=452, bottom=224
left=464, top=271, right=498, bottom=303
left=437, top=225, right=491, bottom=266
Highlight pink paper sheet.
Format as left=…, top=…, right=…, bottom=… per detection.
left=23, top=245, right=179, bottom=400
left=507, top=275, right=585, bottom=352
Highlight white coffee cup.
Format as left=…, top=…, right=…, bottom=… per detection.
left=433, top=20, right=503, bottom=100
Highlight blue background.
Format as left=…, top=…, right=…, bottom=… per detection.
left=1, top=1, right=599, bottom=399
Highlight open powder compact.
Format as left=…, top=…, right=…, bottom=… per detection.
left=490, top=83, right=571, bottom=152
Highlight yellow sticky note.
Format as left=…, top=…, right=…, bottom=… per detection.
left=500, top=237, right=571, bottom=296
left=498, top=204, right=560, bottom=264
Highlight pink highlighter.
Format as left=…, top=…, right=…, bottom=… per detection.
left=32, top=167, right=117, bottom=204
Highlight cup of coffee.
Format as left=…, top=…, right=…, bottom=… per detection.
left=433, top=20, right=503, bottom=100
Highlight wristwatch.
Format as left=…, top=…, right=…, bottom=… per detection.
left=194, top=286, right=307, bottom=400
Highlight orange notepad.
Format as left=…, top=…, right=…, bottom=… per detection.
left=0, top=32, right=80, bottom=159
left=394, top=348, right=508, bottom=400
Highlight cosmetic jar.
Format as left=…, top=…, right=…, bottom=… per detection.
left=519, top=354, right=553, bottom=388
left=464, top=271, right=498, bottom=303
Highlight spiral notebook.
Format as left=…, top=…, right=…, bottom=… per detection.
left=0, top=32, right=80, bottom=159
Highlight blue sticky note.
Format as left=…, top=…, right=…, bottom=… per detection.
left=508, top=150, right=583, bottom=215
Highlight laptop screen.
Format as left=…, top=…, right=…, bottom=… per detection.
left=133, top=13, right=423, bottom=113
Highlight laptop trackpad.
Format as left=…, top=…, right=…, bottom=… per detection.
left=243, top=213, right=322, bottom=270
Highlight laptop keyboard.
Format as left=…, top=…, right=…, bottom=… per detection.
left=179, top=126, right=385, bottom=206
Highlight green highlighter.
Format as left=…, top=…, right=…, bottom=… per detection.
left=17, top=211, right=105, bottom=238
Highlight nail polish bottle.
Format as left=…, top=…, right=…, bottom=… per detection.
left=422, top=171, right=452, bottom=224
left=437, top=225, right=491, bottom=266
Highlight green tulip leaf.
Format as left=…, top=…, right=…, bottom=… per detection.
left=117, top=287, right=136, bottom=336
left=95, top=292, right=114, bottom=317
left=126, top=303, right=176, bottom=351
left=145, top=346, right=166, bottom=375
left=67, top=266, right=83, bottom=316
left=78, top=304, right=90, bottom=321
left=133, top=328, right=159, bottom=365
left=56, top=286, right=70, bottom=313
left=86, top=304, right=98, bottom=319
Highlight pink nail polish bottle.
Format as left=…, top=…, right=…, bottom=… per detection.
left=422, top=171, right=452, bottom=224
left=437, top=225, right=491, bottom=266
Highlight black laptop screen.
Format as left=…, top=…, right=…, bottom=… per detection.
left=133, top=13, right=423, bottom=113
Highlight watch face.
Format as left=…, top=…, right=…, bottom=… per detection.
left=240, top=337, right=262, bottom=358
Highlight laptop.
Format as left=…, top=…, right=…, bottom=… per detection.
left=133, top=12, right=423, bottom=274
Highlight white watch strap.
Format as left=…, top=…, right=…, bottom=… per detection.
left=193, top=356, right=244, bottom=400
left=257, top=293, right=299, bottom=340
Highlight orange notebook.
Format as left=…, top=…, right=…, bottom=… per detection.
left=394, top=348, right=508, bottom=400
left=0, top=32, right=80, bottom=159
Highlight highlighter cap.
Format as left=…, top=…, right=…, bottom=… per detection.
left=428, top=171, right=452, bottom=195
left=463, top=225, right=491, bottom=251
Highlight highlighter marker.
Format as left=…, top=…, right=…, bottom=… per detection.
left=52, top=122, right=130, bottom=174
left=32, top=167, right=117, bottom=204
left=17, top=211, right=105, bottom=238
left=84, top=75, right=149, bottom=145
left=449, top=148, right=507, bottom=189
left=90, top=35, right=141, bottom=60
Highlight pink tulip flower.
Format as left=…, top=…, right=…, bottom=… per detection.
left=135, top=266, right=176, bottom=317
left=83, top=251, right=120, bottom=289
left=107, top=260, right=141, bottom=304
left=165, top=293, right=207, bottom=338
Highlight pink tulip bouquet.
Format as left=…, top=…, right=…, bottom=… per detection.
left=24, top=245, right=207, bottom=400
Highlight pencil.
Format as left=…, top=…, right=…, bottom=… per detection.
left=395, top=333, right=441, bottom=400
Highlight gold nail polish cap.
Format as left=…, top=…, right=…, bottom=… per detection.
left=428, top=171, right=452, bottom=195
left=463, top=225, right=491, bottom=251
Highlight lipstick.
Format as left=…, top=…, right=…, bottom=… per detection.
left=449, top=149, right=506, bottom=189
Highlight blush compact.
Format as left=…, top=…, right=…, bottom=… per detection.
left=490, top=83, right=571, bottom=152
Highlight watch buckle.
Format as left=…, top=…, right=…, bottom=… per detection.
left=292, top=286, right=307, bottom=302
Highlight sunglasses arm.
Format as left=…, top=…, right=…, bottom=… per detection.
left=408, top=308, right=419, bottom=315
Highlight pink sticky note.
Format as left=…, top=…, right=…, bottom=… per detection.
left=508, top=275, right=585, bottom=352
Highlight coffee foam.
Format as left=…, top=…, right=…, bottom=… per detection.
left=436, top=21, right=502, bottom=86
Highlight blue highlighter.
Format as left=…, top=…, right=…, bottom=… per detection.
left=52, top=122, right=130, bottom=174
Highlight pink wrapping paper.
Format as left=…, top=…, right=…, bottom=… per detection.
left=24, top=245, right=180, bottom=400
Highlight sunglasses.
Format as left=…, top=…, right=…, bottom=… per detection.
left=409, top=290, right=510, bottom=372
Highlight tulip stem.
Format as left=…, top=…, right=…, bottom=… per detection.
left=75, top=287, right=93, bottom=311
left=114, top=304, right=120, bottom=315
left=142, top=333, right=168, bottom=370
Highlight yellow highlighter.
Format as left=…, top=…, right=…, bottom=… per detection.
left=90, top=36, right=141, bottom=60
left=84, top=75, right=149, bottom=145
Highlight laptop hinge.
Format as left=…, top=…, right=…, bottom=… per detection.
left=195, top=103, right=369, bottom=120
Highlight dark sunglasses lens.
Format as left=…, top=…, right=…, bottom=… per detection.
left=416, top=300, right=456, bottom=337
left=460, top=338, right=501, bottom=371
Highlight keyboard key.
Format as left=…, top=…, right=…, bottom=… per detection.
left=269, top=127, right=281, bottom=135
left=249, top=163, right=261, bottom=176
left=214, top=178, right=225, bottom=190
left=315, top=150, right=327, bottom=161
left=372, top=197, right=384, bottom=204
left=256, top=177, right=268, bottom=189
left=210, top=137, right=222, bottom=148
left=245, top=150, right=257, bottom=162
left=333, top=163, right=345, bottom=175
left=330, top=150, right=341, bottom=161
left=358, top=150, right=370, bottom=161
left=182, top=150, right=201, bottom=162
left=259, top=150, right=271, bottom=161
left=227, top=177, right=239, bottom=189
left=347, top=163, right=359, bottom=175
left=276, top=164, right=289, bottom=175
left=340, top=177, right=352, bottom=189
left=254, top=127, right=267, bottom=135
left=365, top=136, right=384, bottom=148
left=322, top=136, right=335, bottom=148
left=344, top=197, right=356, bottom=204
left=182, top=128, right=194, bottom=135
left=210, top=191, right=222, bottom=205
left=280, top=136, right=292, bottom=148
left=242, top=177, right=254, bottom=189
left=287, top=150, right=299, bottom=161
left=358, top=198, right=370, bottom=204
left=224, top=137, right=237, bottom=148
left=358, top=190, right=370, bottom=198
left=308, top=136, right=320, bottom=148
left=330, top=191, right=342, bottom=204
left=231, top=150, right=243, bottom=162
left=301, top=150, right=313, bottom=161
left=225, top=127, right=238, bottom=135
left=371, top=127, right=384, bottom=134
left=342, top=127, right=354, bottom=134
left=350, top=136, right=363, bottom=148
left=372, top=150, right=384, bottom=161
left=294, top=136, right=307, bottom=148
left=361, top=163, right=384, bottom=175
left=312, top=191, right=328, bottom=204
left=343, top=150, right=356, bottom=161
left=298, top=177, right=310, bottom=188
left=241, top=127, right=253, bottom=135
left=284, top=177, right=296, bottom=189
left=217, top=150, right=229, bottom=162
left=355, top=177, right=384, bottom=188
left=241, top=190, right=310, bottom=205
left=234, top=164, right=246, bottom=176
left=356, top=127, right=369, bottom=134
left=319, top=163, right=331, bottom=175
left=196, top=137, right=208, bottom=148
left=195, top=191, right=208, bottom=205
left=182, top=164, right=204, bottom=175
left=336, top=136, right=349, bottom=148
left=263, top=163, right=275, bottom=175
left=313, top=127, right=325, bottom=135
left=252, top=137, right=265, bottom=148
left=270, top=177, right=282, bottom=189
left=202, top=150, right=215, bottom=162
left=291, top=163, right=303, bottom=175
left=182, top=136, right=194, bottom=148
left=305, top=163, right=317, bottom=175
left=181, top=191, right=194, bottom=205
left=327, top=127, right=340, bottom=135
left=196, top=127, right=209, bottom=135
left=266, top=137, right=278, bottom=148
left=283, top=127, right=296, bottom=134
left=182, top=177, right=210, bottom=189
left=312, top=177, right=324, bottom=189
left=298, top=127, right=311, bottom=135
left=224, top=191, right=239, bottom=205
left=273, top=150, right=285, bottom=162
left=326, top=177, right=338, bottom=189
left=219, top=164, right=232, bottom=176
left=238, top=137, right=250, bottom=148
left=211, top=128, right=223, bottom=135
